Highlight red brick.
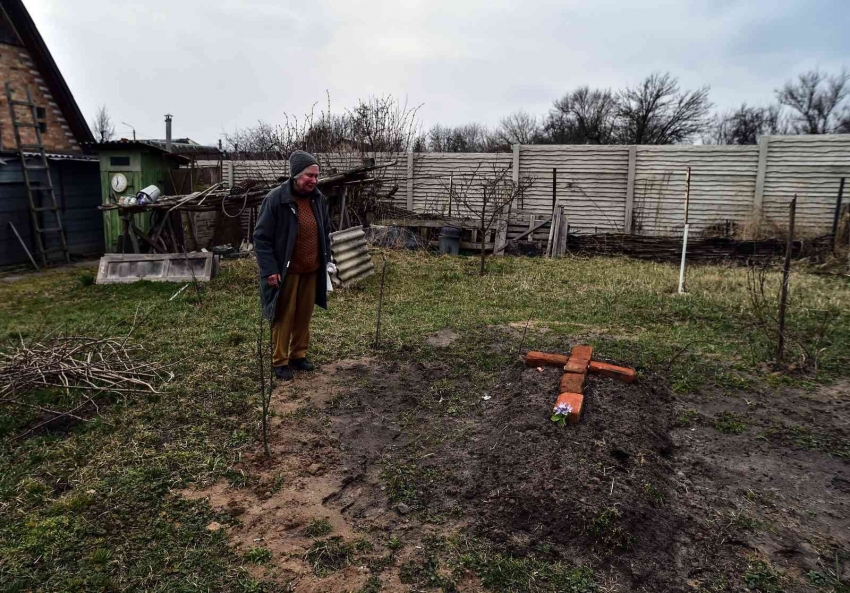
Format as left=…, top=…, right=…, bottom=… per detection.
left=564, top=345, right=593, bottom=374
left=559, top=372, right=586, bottom=394
left=588, top=361, right=636, bottom=384
left=525, top=351, right=568, bottom=368
left=553, top=392, right=584, bottom=424
left=0, top=42, right=79, bottom=152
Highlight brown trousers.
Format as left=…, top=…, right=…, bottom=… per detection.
left=272, top=272, right=317, bottom=367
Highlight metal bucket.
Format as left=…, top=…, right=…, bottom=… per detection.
left=137, top=185, right=162, bottom=203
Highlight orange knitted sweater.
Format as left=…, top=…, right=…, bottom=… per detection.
left=289, top=197, right=320, bottom=274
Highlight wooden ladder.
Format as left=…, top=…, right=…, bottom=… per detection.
left=4, top=82, right=70, bottom=265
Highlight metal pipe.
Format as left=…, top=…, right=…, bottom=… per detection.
left=831, top=177, right=845, bottom=252
left=777, top=195, right=797, bottom=360
left=677, top=224, right=690, bottom=294
left=164, top=114, right=173, bottom=153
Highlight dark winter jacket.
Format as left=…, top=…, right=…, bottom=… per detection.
left=254, top=179, right=332, bottom=320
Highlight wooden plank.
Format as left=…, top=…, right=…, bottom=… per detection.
left=557, top=209, right=569, bottom=256
left=378, top=217, right=479, bottom=229
left=511, top=215, right=550, bottom=242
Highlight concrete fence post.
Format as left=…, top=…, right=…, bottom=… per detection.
left=753, top=135, right=770, bottom=214
left=406, top=151, right=414, bottom=211
left=624, top=146, right=637, bottom=233
left=512, top=144, right=520, bottom=185
left=225, top=161, right=234, bottom=188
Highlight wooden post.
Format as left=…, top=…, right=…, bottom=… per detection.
left=374, top=256, right=388, bottom=350
left=777, top=195, right=796, bottom=361
left=831, top=177, right=845, bottom=253
left=547, top=209, right=559, bottom=257
left=557, top=208, right=569, bottom=257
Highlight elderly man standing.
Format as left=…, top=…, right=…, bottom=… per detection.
left=254, top=150, right=333, bottom=381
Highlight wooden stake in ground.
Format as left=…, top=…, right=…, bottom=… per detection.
left=257, top=311, right=271, bottom=457
left=374, top=255, right=388, bottom=350
left=831, top=177, right=845, bottom=254
left=777, top=195, right=797, bottom=361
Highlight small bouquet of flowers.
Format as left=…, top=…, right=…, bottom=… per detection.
left=550, top=402, right=573, bottom=427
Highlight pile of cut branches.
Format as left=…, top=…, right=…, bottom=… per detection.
left=0, top=324, right=172, bottom=438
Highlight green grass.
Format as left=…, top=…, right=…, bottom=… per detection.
left=743, top=559, right=783, bottom=592
left=714, top=411, right=748, bottom=434
left=305, top=536, right=354, bottom=577
left=304, top=517, right=334, bottom=538
left=405, top=534, right=597, bottom=593
left=0, top=251, right=848, bottom=590
left=244, top=547, right=272, bottom=564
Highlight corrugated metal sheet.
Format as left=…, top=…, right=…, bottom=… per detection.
left=762, top=135, right=850, bottom=233
left=634, top=145, right=759, bottom=236
left=330, top=225, right=374, bottom=287
left=520, top=145, right=630, bottom=233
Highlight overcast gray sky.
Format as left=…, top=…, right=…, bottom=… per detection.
left=26, top=0, right=850, bottom=145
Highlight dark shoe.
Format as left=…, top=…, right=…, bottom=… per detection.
left=290, top=358, right=315, bottom=372
left=274, top=365, right=294, bottom=381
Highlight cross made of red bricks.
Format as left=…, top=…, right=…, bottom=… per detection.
left=525, top=346, right=636, bottom=424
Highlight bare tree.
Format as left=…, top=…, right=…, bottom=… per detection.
left=616, top=73, right=712, bottom=144
left=427, top=123, right=491, bottom=152
left=223, top=94, right=421, bottom=224
left=777, top=69, right=850, bottom=134
left=493, top=110, right=542, bottom=150
left=544, top=86, right=619, bottom=144
left=91, top=105, right=115, bottom=143
left=704, top=104, right=786, bottom=145
left=222, top=110, right=317, bottom=159
left=440, top=163, right=534, bottom=274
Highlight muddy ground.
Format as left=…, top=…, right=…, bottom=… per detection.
left=182, top=331, right=849, bottom=592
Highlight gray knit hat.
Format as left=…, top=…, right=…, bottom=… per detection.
left=289, top=150, right=319, bottom=178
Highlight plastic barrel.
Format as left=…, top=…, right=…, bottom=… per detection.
left=438, top=226, right=461, bottom=255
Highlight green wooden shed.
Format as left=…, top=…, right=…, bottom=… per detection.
left=87, top=137, right=220, bottom=252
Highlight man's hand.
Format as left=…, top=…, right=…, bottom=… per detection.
left=267, top=274, right=281, bottom=288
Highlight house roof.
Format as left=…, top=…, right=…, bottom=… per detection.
left=1, top=0, right=94, bottom=144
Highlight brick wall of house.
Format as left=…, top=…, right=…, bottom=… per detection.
left=0, top=41, right=80, bottom=153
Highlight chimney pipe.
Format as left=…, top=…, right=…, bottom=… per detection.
left=164, top=114, right=173, bottom=153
